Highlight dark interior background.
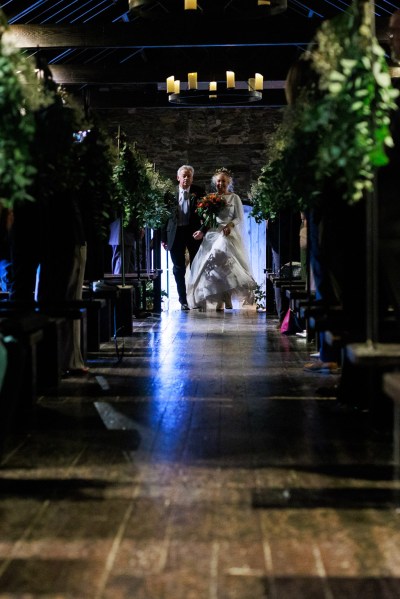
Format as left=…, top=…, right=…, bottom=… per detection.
left=2, top=0, right=397, bottom=194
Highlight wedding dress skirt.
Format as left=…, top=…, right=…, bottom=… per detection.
left=187, top=225, right=256, bottom=309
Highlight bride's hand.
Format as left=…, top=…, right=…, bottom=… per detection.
left=223, top=223, right=233, bottom=236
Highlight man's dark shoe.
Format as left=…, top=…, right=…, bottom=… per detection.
left=181, top=304, right=190, bottom=311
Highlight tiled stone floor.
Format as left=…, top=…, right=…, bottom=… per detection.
left=1, top=305, right=400, bottom=598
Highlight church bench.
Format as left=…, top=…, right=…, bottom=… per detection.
left=301, top=303, right=352, bottom=349
left=382, top=371, right=400, bottom=486
left=285, top=288, right=310, bottom=302
left=285, top=288, right=312, bottom=324
left=0, top=302, right=93, bottom=395
left=104, top=269, right=163, bottom=313
left=268, top=275, right=305, bottom=290
left=0, top=313, right=47, bottom=414
left=344, top=342, right=400, bottom=424
left=42, top=298, right=107, bottom=353
left=0, top=300, right=88, bottom=360
left=346, top=342, right=400, bottom=368
left=281, top=288, right=313, bottom=342
left=85, top=284, right=134, bottom=338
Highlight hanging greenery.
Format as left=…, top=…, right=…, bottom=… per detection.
left=30, top=87, right=91, bottom=206
left=0, top=10, right=54, bottom=208
left=250, top=106, right=308, bottom=222
left=250, top=0, right=398, bottom=222
left=112, top=140, right=174, bottom=229
left=308, top=0, right=398, bottom=202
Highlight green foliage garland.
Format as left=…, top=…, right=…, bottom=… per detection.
left=0, top=11, right=54, bottom=208
left=30, top=91, right=88, bottom=206
left=250, top=1, right=398, bottom=222
left=250, top=106, right=307, bottom=222
left=309, top=1, right=398, bottom=202
left=112, top=141, right=174, bottom=229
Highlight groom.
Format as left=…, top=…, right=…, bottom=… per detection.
left=161, top=164, right=205, bottom=310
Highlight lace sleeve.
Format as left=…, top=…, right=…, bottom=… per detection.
left=229, top=194, right=253, bottom=271
left=230, top=193, right=244, bottom=228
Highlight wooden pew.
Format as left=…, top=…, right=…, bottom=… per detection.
left=0, top=301, right=91, bottom=392
left=86, top=283, right=134, bottom=338
left=0, top=312, right=47, bottom=411
left=383, top=371, right=400, bottom=491
left=285, top=288, right=314, bottom=341
left=104, top=269, right=163, bottom=313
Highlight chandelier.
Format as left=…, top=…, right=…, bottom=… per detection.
left=184, top=0, right=275, bottom=8
left=129, top=0, right=287, bottom=18
left=166, top=71, right=264, bottom=105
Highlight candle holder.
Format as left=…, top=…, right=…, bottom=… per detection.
left=166, top=73, right=264, bottom=105
left=168, top=88, right=262, bottom=105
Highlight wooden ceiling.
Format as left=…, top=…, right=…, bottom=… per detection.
left=2, top=0, right=398, bottom=109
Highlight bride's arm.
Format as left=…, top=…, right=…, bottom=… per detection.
left=223, top=193, right=243, bottom=235
left=228, top=194, right=244, bottom=228
left=231, top=194, right=244, bottom=226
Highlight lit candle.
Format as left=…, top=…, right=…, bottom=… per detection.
left=166, top=76, right=175, bottom=94
left=209, top=81, right=217, bottom=92
left=185, top=0, right=197, bottom=9
left=174, top=80, right=180, bottom=94
left=226, top=71, right=235, bottom=89
left=248, top=78, right=255, bottom=91
left=255, top=73, right=263, bottom=91
left=188, top=72, right=198, bottom=90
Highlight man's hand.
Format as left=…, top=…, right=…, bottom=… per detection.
left=162, top=242, right=168, bottom=250
left=193, top=230, right=204, bottom=241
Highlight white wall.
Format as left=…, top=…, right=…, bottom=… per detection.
left=243, top=205, right=266, bottom=287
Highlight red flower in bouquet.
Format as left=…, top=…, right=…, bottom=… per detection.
left=196, top=193, right=226, bottom=229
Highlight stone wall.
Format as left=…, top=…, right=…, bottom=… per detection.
left=95, top=106, right=282, bottom=199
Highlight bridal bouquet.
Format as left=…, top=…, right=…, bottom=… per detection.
left=196, top=193, right=226, bottom=229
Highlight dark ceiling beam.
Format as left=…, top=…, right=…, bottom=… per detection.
left=10, top=20, right=321, bottom=48
left=48, top=65, right=287, bottom=86
left=49, top=65, right=158, bottom=84
left=10, top=17, right=390, bottom=50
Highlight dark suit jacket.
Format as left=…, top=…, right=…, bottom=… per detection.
left=161, top=184, right=205, bottom=249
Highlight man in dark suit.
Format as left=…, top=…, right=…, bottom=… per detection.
left=108, top=215, right=144, bottom=276
left=161, top=164, right=205, bottom=310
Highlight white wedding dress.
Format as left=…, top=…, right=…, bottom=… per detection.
left=187, top=192, right=256, bottom=308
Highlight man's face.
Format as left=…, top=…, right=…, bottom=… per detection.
left=389, top=12, right=400, bottom=64
left=177, top=169, right=193, bottom=190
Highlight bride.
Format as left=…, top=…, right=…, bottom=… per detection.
left=187, top=167, right=256, bottom=311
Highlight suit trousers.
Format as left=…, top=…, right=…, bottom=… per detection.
left=63, top=243, right=87, bottom=371
left=111, top=244, right=135, bottom=275
left=170, top=225, right=201, bottom=305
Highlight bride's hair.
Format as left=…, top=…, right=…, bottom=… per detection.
left=214, top=167, right=232, bottom=178
left=211, top=167, right=234, bottom=192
